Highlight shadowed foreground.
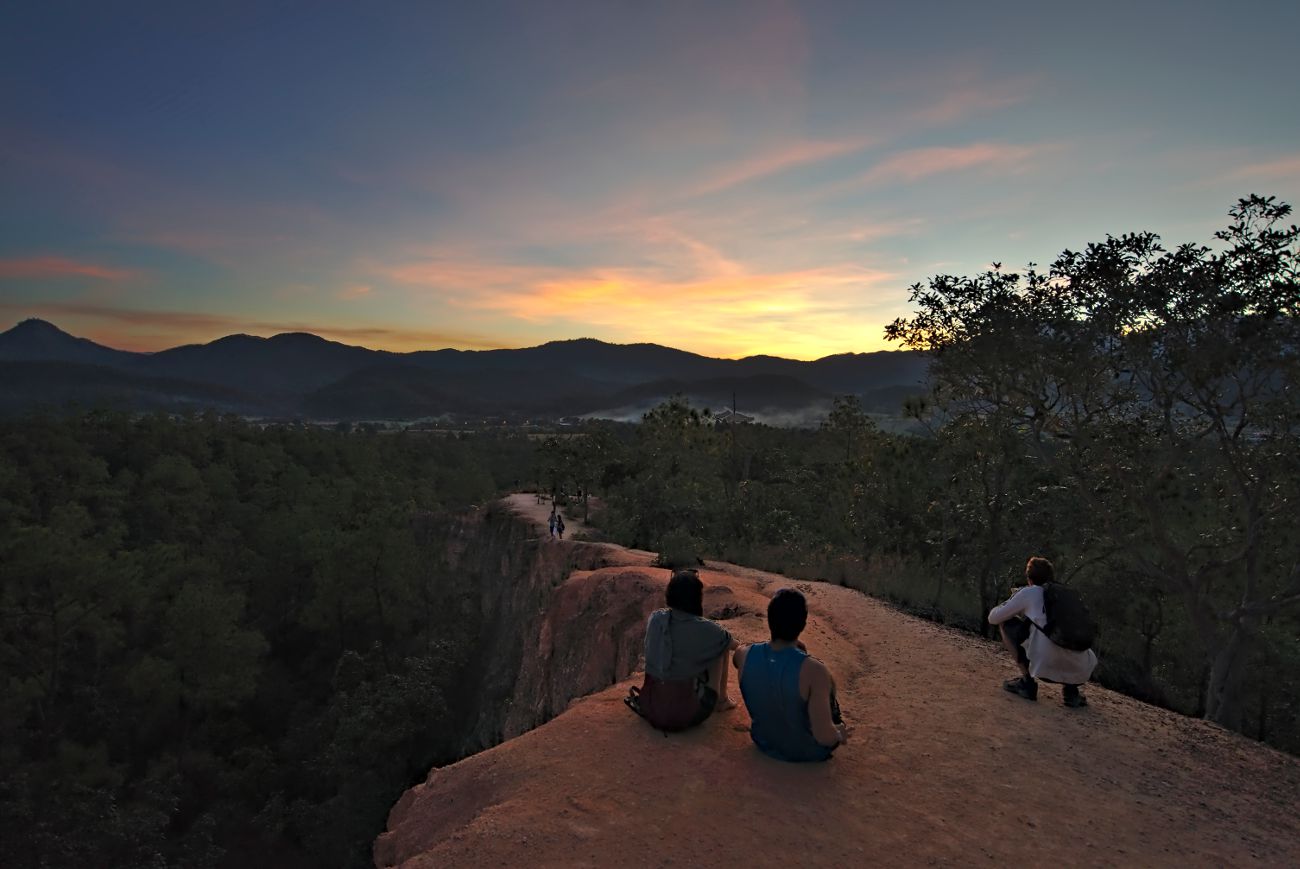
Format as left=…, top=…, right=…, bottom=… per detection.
left=376, top=496, right=1300, bottom=868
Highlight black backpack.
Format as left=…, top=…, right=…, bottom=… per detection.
left=1037, top=582, right=1098, bottom=652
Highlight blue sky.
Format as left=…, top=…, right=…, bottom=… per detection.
left=2, top=0, right=1297, bottom=357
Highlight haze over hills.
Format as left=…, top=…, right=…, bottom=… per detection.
left=0, top=319, right=928, bottom=423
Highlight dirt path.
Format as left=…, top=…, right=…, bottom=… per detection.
left=505, top=492, right=596, bottom=540
left=378, top=499, right=1300, bottom=868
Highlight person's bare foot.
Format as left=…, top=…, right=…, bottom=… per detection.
left=716, top=695, right=739, bottom=711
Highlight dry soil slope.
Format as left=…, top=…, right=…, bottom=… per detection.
left=376, top=496, right=1300, bottom=868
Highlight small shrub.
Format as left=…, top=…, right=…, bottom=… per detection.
left=653, top=529, right=704, bottom=569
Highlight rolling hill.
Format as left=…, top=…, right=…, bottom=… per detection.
left=0, top=319, right=929, bottom=423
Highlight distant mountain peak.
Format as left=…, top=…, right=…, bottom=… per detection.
left=0, top=318, right=140, bottom=367
left=207, top=333, right=263, bottom=347
left=7, top=317, right=69, bottom=336
left=0, top=319, right=928, bottom=422
left=534, top=337, right=616, bottom=349
left=269, top=331, right=330, bottom=344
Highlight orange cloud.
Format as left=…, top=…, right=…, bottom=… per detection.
left=857, top=143, right=1043, bottom=186
left=838, top=217, right=927, bottom=243
left=690, top=137, right=874, bottom=196
left=911, top=78, right=1034, bottom=126
left=509, top=263, right=898, bottom=359
left=0, top=300, right=506, bottom=352
left=0, top=255, right=138, bottom=281
left=1224, top=155, right=1300, bottom=180
left=381, top=259, right=556, bottom=302
left=380, top=227, right=903, bottom=359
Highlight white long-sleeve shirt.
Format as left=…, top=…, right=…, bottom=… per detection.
left=989, top=585, right=1098, bottom=685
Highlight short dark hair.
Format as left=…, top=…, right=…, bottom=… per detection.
left=768, top=588, right=807, bottom=642
left=666, top=569, right=704, bottom=616
left=1025, top=556, right=1055, bottom=586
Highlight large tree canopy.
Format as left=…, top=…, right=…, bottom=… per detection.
left=886, top=195, right=1300, bottom=728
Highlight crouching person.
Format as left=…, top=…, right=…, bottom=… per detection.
left=989, top=556, right=1098, bottom=707
left=735, top=588, right=849, bottom=761
left=625, top=569, right=738, bottom=731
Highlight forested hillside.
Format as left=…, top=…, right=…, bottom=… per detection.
left=0, top=414, right=534, bottom=867
left=0, top=322, right=928, bottom=422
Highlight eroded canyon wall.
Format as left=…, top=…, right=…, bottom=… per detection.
left=442, top=503, right=662, bottom=755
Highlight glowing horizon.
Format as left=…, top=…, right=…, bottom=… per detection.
left=2, top=2, right=1297, bottom=360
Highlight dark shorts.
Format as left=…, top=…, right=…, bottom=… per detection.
left=691, top=675, right=718, bottom=726
left=1003, top=617, right=1032, bottom=665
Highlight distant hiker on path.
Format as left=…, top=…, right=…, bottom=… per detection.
left=624, top=569, right=739, bottom=731
left=556, top=513, right=565, bottom=539
left=548, top=511, right=558, bottom=539
left=988, top=556, right=1098, bottom=707
left=735, top=588, right=849, bottom=762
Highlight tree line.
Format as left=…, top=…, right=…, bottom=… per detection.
left=543, top=197, right=1299, bottom=752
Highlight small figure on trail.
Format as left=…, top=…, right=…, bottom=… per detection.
left=548, top=511, right=558, bottom=539
left=988, top=556, right=1098, bottom=707
left=734, top=588, right=849, bottom=762
left=556, top=513, right=565, bottom=540
left=624, top=569, right=739, bottom=732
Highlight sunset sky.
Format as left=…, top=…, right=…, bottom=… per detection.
left=2, top=1, right=1298, bottom=359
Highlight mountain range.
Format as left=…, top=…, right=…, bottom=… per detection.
left=0, top=319, right=928, bottom=424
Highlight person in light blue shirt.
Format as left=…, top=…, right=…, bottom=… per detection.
left=734, top=588, right=849, bottom=762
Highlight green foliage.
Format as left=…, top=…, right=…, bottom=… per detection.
left=0, top=413, right=534, bottom=867
left=582, top=198, right=1299, bottom=753
left=888, top=195, right=1300, bottom=730
left=652, top=528, right=704, bottom=570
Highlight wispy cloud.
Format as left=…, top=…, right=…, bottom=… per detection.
left=0, top=255, right=139, bottom=281
left=857, top=143, right=1044, bottom=186
left=1223, top=155, right=1300, bottom=181
left=910, top=77, right=1035, bottom=126
left=834, top=217, right=928, bottom=243
left=1172, top=149, right=1300, bottom=192
left=689, top=137, right=874, bottom=196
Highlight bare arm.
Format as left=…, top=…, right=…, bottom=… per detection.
left=805, top=659, right=845, bottom=748
left=733, top=643, right=749, bottom=672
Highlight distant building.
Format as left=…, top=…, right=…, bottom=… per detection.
left=712, top=408, right=754, bottom=425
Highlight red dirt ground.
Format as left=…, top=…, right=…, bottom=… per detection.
left=375, top=495, right=1300, bottom=868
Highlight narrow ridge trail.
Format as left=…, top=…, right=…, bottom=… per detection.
left=376, top=496, right=1300, bottom=868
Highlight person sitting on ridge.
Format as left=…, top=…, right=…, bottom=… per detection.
left=624, top=569, right=738, bottom=731
left=734, top=588, right=849, bottom=762
left=988, top=556, right=1098, bottom=707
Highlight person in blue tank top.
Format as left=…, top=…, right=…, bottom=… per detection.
left=734, top=588, right=849, bottom=762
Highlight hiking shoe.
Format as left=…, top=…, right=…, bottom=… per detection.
left=1063, top=686, right=1088, bottom=708
left=1003, top=676, right=1038, bottom=701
